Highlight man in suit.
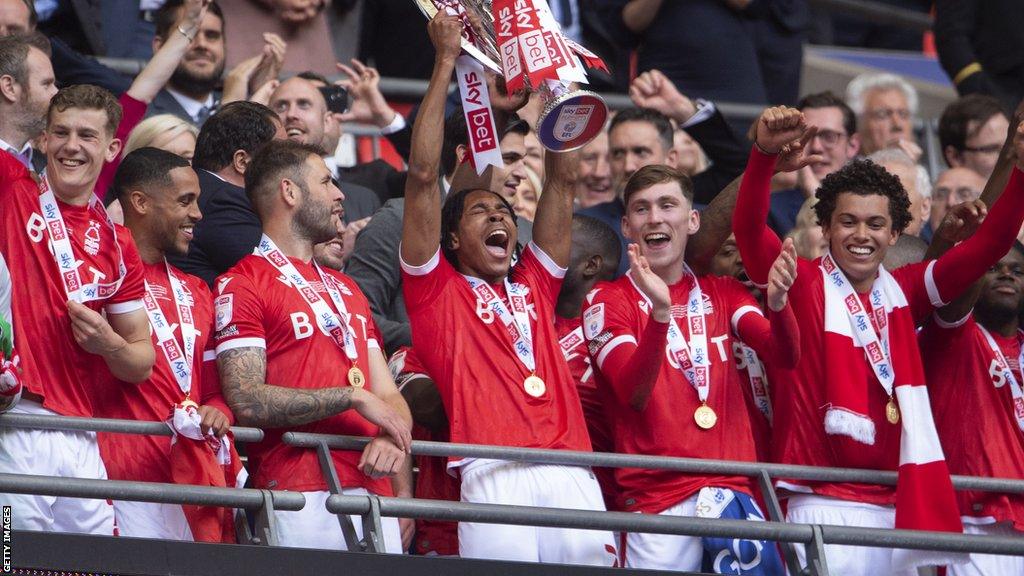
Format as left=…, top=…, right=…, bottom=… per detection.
left=168, top=101, right=285, bottom=286
left=0, top=32, right=56, bottom=173
left=935, top=0, right=1024, bottom=113
left=144, top=0, right=226, bottom=127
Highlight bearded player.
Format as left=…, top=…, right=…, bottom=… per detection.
left=97, top=147, right=241, bottom=541
left=214, top=139, right=412, bottom=551
left=0, top=85, right=155, bottom=534
left=399, top=13, right=617, bottom=565
left=583, top=164, right=798, bottom=573
left=732, top=107, right=1024, bottom=575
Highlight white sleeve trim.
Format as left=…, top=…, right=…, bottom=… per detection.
left=202, top=349, right=217, bottom=362
left=932, top=310, right=972, bottom=329
left=399, top=245, right=441, bottom=276
left=595, top=334, right=637, bottom=370
left=106, top=298, right=145, bottom=315
left=924, top=260, right=946, bottom=308
left=528, top=242, right=567, bottom=279
left=368, top=338, right=381, bottom=350
left=215, top=337, right=266, bottom=355
left=731, top=305, right=764, bottom=333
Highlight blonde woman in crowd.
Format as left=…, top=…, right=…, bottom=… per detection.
left=674, top=128, right=708, bottom=176
left=513, top=167, right=544, bottom=222
left=788, top=196, right=827, bottom=259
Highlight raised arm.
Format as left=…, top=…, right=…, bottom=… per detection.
left=401, top=13, right=462, bottom=267
left=734, top=238, right=801, bottom=369
left=532, top=149, right=579, bottom=267
left=128, top=0, right=208, bottom=104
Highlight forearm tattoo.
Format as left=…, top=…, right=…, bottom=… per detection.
left=217, top=347, right=355, bottom=428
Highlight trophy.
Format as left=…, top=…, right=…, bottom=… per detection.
left=413, top=0, right=609, bottom=153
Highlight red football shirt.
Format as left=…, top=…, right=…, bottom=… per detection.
left=214, top=254, right=391, bottom=495
left=98, top=261, right=231, bottom=483
left=388, top=347, right=460, bottom=556
left=400, top=244, right=592, bottom=460
left=584, top=274, right=767, bottom=513
left=920, top=315, right=1024, bottom=528
left=0, top=154, right=145, bottom=417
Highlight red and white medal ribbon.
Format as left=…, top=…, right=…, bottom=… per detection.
left=739, top=343, right=772, bottom=423
left=143, top=261, right=196, bottom=398
left=464, top=275, right=536, bottom=373
left=630, top=265, right=711, bottom=404
left=820, top=252, right=895, bottom=398
left=977, top=325, right=1024, bottom=433
left=256, top=234, right=358, bottom=361
left=456, top=55, right=504, bottom=175
left=38, top=175, right=126, bottom=303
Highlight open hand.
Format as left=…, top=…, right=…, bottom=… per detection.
left=627, top=243, right=671, bottom=322
left=335, top=59, right=398, bottom=127
left=937, top=199, right=988, bottom=244
left=249, top=33, right=288, bottom=95
left=766, top=238, right=797, bottom=312
left=352, top=387, right=412, bottom=453
left=67, top=300, right=127, bottom=357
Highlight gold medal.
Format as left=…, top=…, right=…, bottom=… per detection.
left=886, top=397, right=900, bottom=425
left=524, top=374, right=546, bottom=398
left=694, top=403, right=717, bottom=430
left=348, top=366, right=365, bottom=388
left=180, top=396, right=199, bottom=410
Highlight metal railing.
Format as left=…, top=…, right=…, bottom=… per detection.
left=4, top=413, right=1023, bottom=576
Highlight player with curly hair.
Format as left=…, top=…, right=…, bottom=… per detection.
left=732, top=106, right=1024, bottom=575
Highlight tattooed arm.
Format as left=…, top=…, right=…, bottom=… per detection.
left=217, top=347, right=412, bottom=450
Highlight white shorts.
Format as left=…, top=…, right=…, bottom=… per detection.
left=457, top=460, right=618, bottom=566
left=949, top=522, right=1024, bottom=576
left=786, top=494, right=916, bottom=576
left=275, top=488, right=403, bottom=553
left=114, top=500, right=193, bottom=541
left=0, top=400, right=115, bottom=535
left=624, top=494, right=702, bottom=570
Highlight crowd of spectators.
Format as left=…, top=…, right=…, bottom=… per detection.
left=1, top=0, right=1023, bottom=575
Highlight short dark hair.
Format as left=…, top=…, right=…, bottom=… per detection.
left=609, top=107, right=673, bottom=153
left=440, top=188, right=518, bottom=268
left=155, top=0, right=224, bottom=39
left=112, top=147, right=192, bottom=202
left=296, top=71, right=330, bottom=86
left=244, top=139, right=324, bottom=218
left=813, top=158, right=912, bottom=233
left=938, top=94, right=1007, bottom=162
left=48, top=84, right=121, bottom=136
left=572, top=214, right=621, bottom=278
left=0, top=32, right=51, bottom=87
left=442, top=110, right=530, bottom=176
left=798, top=91, right=856, bottom=138
left=193, top=101, right=279, bottom=172
left=622, top=164, right=694, bottom=206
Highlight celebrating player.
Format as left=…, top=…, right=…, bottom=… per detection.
left=98, top=147, right=242, bottom=542
left=732, top=106, right=1024, bottom=574
left=214, top=139, right=412, bottom=551
left=0, top=85, right=155, bottom=534
left=399, top=12, right=617, bottom=565
left=583, top=165, right=798, bottom=573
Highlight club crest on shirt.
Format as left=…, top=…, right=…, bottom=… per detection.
left=84, top=221, right=102, bottom=256
left=583, top=303, right=604, bottom=339
left=215, top=294, right=233, bottom=331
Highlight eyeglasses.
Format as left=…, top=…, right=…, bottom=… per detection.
left=867, top=108, right=911, bottom=121
left=962, top=144, right=1002, bottom=155
left=812, top=129, right=848, bottom=147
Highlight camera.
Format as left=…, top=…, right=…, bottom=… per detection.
left=319, top=85, right=350, bottom=114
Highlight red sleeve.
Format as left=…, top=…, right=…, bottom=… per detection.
left=717, top=276, right=800, bottom=369
left=513, top=243, right=566, bottom=304
left=96, top=94, right=148, bottom=200
left=932, top=168, right=1024, bottom=304
left=197, top=282, right=235, bottom=425
left=583, top=284, right=668, bottom=408
left=732, top=147, right=784, bottom=286
left=213, top=270, right=266, bottom=353
left=400, top=248, right=455, bottom=313
left=107, top=226, right=146, bottom=307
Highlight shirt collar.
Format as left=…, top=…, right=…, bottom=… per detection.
left=0, top=137, right=33, bottom=160
left=165, top=88, right=216, bottom=123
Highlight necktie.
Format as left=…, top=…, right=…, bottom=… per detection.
left=195, top=105, right=214, bottom=126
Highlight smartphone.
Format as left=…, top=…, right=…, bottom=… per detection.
left=319, top=85, right=350, bottom=114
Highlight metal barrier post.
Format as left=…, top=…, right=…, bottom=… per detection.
left=252, top=489, right=280, bottom=546
left=314, top=439, right=370, bottom=551
left=805, top=525, right=831, bottom=576
left=757, top=469, right=803, bottom=576
left=361, top=494, right=386, bottom=553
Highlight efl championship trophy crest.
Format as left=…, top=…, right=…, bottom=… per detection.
left=414, top=0, right=609, bottom=170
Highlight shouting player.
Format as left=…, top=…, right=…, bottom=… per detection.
left=98, top=147, right=241, bottom=541
left=399, top=13, right=617, bottom=565
left=732, top=107, right=1024, bottom=574
left=214, top=139, right=412, bottom=551
left=583, top=164, right=798, bottom=573
left=0, top=85, right=154, bottom=534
